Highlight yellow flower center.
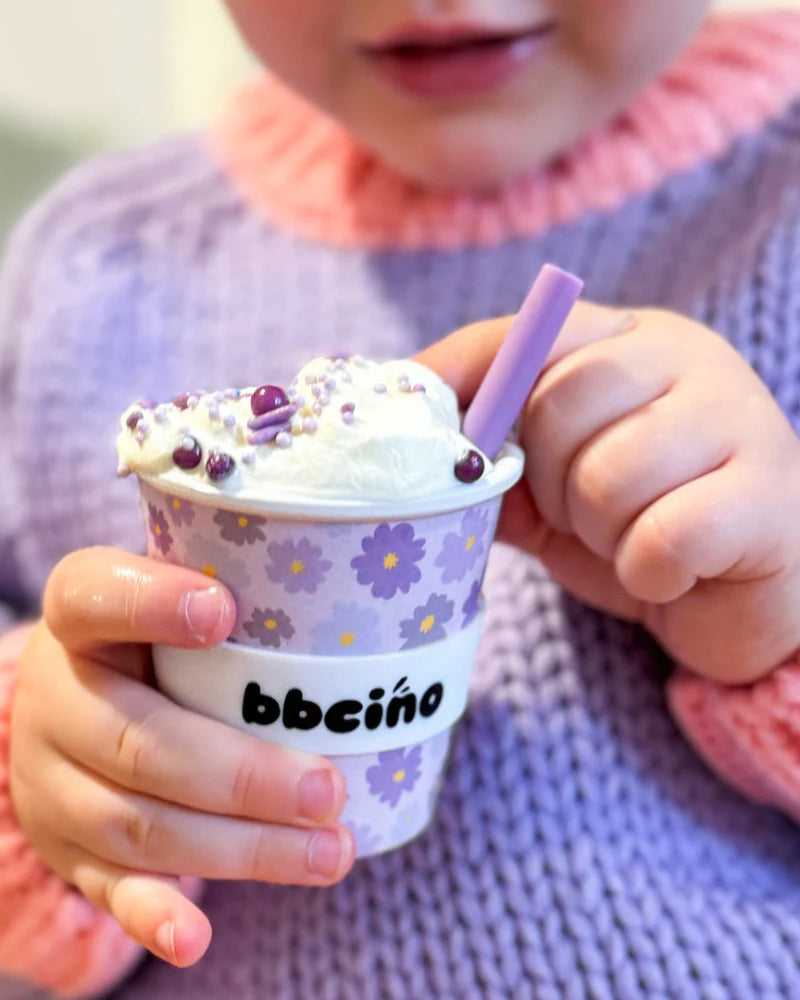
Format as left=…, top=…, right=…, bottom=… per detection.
left=340, top=632, right=356, bottom=647
left=290, top=559, right=305, bottom=575
left=393, top=769, right=406, bottom=783
left=383, top=552, right=399, bottom=570
left=264, top=619, right=278, bottom=631
left=465, top=534, right=475, bottom=551
left=420, top=615, right=435, bottom=634
left=154, top=524, right=162, bottom=536
left=238, top=516, right=249, bottom=528
left=202, top=564, right=217, bottom=579
left=172, top=498, right=181, bottom=511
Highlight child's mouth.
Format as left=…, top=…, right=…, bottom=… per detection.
left=361, top=23, right=557, bottom=101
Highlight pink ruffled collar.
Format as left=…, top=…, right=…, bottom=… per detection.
left=211, top=12, right=800, bottom=250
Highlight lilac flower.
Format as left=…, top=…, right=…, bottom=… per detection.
left=213, top=509, right=267, bottom=546
left=351, top=522, right=425, bottom=600
left=346, top=822, right=382, bottom=857
left=391, top=804, right=425, bottom=845
left=148, top=504, right=173, bottom=556
left=266, top=537, right=332, bottom=594
left=434, top=507, right=489, bottom=583
left=366, top=746, right=423, bottom=807
left=311, top=602, right=381, bottom=655
left=399, top=593, right=454, bottom=649
left=462, top=580, right=482, bottom=628
left=184, top=536, right=253, bottom=597
left=243, top=607, right=295, bottom=648
left=166, top=495, right=195, bottom=528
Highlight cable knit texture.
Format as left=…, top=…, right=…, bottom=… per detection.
left=3, top=11, right=800, bottom=999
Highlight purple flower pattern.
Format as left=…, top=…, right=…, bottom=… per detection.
left=267, top=537, right=332, bottom=594
left=184, top=536, right=253, bottom=596
left=399, top=593, right=454, bottom=649
left=214, top=509, right=267, bottom=546
left=243, top=607, right=295, bottom=648
left=166, top=495, right=195, bottom=528
left=147, top=504, right=173, bottom=556
left=311, top=601, right=381, bottom=655
left=367, top=746, right=423, bottom=807
left=435, top=507, right=489, bottom=583
left=462, top=579, right=482, bottom=628
left=351, top=522, right=425, bottom=600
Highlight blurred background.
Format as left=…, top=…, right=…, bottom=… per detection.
left=0, top=0, right=797, bottom=244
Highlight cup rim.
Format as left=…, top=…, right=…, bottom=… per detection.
left=138, top=441, right=524, bottom=520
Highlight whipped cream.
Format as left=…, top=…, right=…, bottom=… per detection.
left=117, top=356, right=498, bottom=505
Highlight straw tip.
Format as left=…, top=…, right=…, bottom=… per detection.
left=540, top=263, right=584, bottom=296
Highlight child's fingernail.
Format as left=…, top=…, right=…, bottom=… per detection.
left=308, top=830, right=344, bottom=878
left=155, top=920, right=176, bottom=963
left=297, top=769, right=339, bottom=822
left=181, top=588, right=226, bottom=642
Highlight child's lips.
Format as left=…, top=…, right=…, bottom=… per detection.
left=360, top=23, right=557, bottom=101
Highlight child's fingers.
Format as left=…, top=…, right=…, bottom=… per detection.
left=68, top=857, right=212, bottom=968
left=43, top=547, right=236, bottom=654
left=49, top=759, right=354, bottom=886
left=560, top=387, right=735, bottom=561
left=523, top=327, right=680, bottom=532
left=46, top=657, right=346, bottom=826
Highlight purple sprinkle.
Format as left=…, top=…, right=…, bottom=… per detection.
left=187, top=395, right=200, bottom=410
left=241, top=450, right=256, bottom=465
left=173, top=436, right=203, bottom=469
left=172, top=392, right=191, bottom=410
left=311, top=385, right=321, bottom=398
left=136, top=398, right=158, bottom=410
left=251, top=385, right=289, bottom=417
left=334, top=359, right=347, bottom=370
left=134, top=428, right=147, bottom=444
left=247, top=404, right=296, bottom=430
left=223, top=414, right=237, bottom=429
left=126, top=410, right=143, bottom=430
left=312, top=402, right=323, bottom=417
left=206, top=450, right=235, bottom=480
left=342, top=411, right=355, bottom=425
left=207, top=405, right=220, bottom=421
left=275, top=431, right=292, bottom=449
left=341, top=402, right=355, bottom=414
left=248, top=424, right=284, bottom=445
left=324, top=378, right=336, bottom=392
left=154, top=405, right=170, bottom=423
left=412, top=384, right=426, bottom=394
left=318, top=393, right=330, bottom=407
left=293, top=395, right=306, bottom=408
left=454, top=449, right=486, bottom=484
left=303, top=417, right=318, bottom=433
left=374, top=383, right=387, bottom=394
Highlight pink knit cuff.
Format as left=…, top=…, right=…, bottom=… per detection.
left=668, top=663, right=800, bottom=821
left=0, top=624, right=144, bottom=999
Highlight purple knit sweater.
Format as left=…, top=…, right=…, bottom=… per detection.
left=5, top=14, right=800, bottom=1000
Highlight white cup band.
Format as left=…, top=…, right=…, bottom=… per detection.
left=153, top=611, right=484, bottom=755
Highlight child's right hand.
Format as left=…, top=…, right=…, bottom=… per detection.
left=8, top=547, right=355, bottom=967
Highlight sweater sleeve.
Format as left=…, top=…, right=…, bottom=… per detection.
left=667, top=664, right=800, bottom=822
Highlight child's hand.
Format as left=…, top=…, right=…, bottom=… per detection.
left=9, top=548, right=354, bottom=967
left=419, top=304, right=800, bottom=685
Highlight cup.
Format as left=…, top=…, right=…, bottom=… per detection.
left=137, top=443, right=522, bottom=857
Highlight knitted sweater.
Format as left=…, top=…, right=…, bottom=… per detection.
left=4, top=11, right=800, bottom=999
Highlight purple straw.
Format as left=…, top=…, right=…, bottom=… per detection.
left=461, top=264, right=583, bottom=459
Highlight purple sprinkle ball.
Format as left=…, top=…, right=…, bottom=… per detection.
left=341, top=402, right=356, bottom=414
left=342, top=411, right=355, bottom=425
left=251, top=385, right=289, bottom=417
left=275, top=431, right=292, bottom=449
left=374, top=383, right=387, bottom=394
left=223, top=414, right=237, bottom=429
left=412, top=384, right=426, bottom=394
left=454, top=449, right=486, bottom=484
left=172, top=437, right=203, bottom=470
left=126, top=410, right=143, bottom=430
left=206, top=450, right=235, bottom=480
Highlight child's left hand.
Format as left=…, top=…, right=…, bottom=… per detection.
left=418, top=303, right=800, bottom=686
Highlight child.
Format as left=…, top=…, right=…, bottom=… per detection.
left=4, top=0, right=800, bottom=996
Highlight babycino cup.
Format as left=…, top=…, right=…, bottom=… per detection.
left=138, top=443, right=523, bottom=857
